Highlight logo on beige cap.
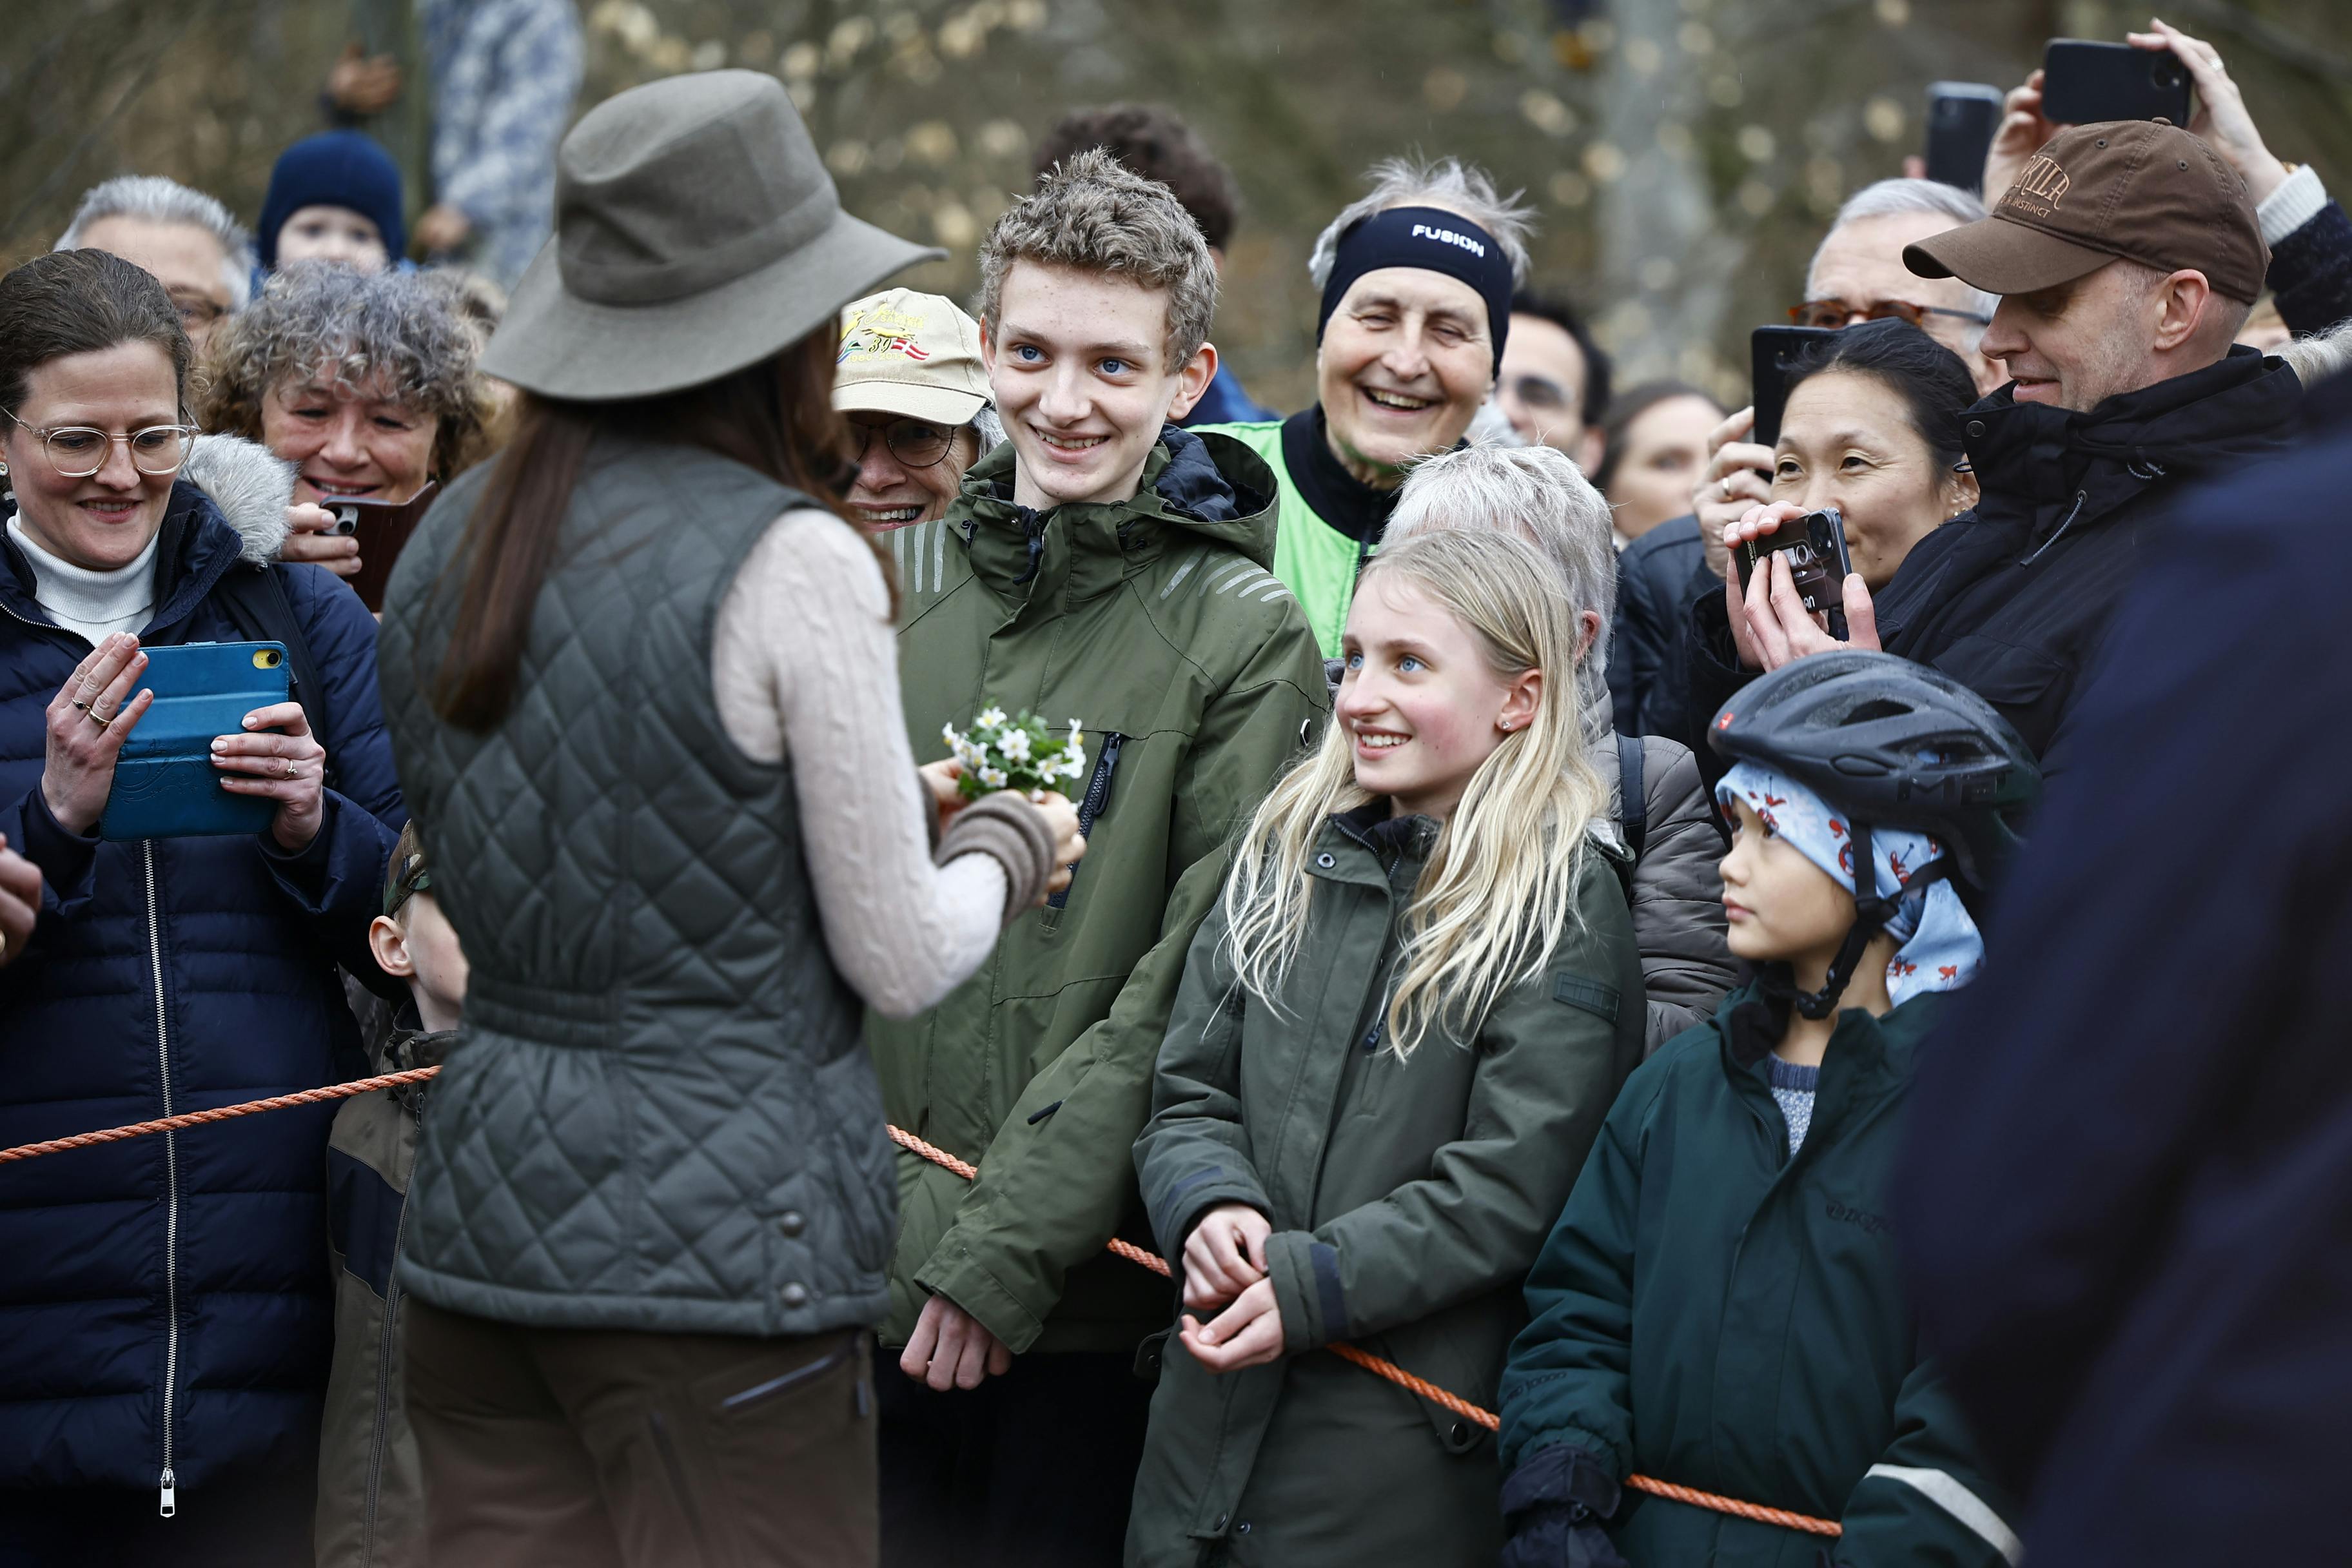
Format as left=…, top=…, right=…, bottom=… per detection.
left=840, top=302, right=934, bottom=364
left=2007, top=155, right=2072, bottom=220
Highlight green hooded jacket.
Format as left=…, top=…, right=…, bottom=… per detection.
left=868, top=427, right=1329, bottom=1355
left=1498, top=987, right=2021, bottom=1567
left=1126, top=804, right=1645, bottom=1568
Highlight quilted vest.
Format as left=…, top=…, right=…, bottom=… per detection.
left=375, top=439, right=891, bottom=1338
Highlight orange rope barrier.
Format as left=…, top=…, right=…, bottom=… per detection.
left=0, top=1072, right=1839, bottom=1537
left=887, top=1121, right=1841, bottom=1538
left=0, top=1066, right=444, bottom=1165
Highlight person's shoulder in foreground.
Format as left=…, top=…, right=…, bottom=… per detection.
left=1897, top=366, right=2352, bottom=1567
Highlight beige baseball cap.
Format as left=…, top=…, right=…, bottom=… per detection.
left=834, top=288, right=990, bottom=425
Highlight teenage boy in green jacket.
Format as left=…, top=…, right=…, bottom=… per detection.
left=1497, top=654, right=2034, bottom=1568
left=865, top=147, right=1328, bottom=1567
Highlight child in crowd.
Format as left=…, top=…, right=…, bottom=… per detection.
left=1126, top=529, right=1647, bottom=1568
left=315, top=823, right=468, bottom=1568
left=1496, top=651, right=2037, bottom=1567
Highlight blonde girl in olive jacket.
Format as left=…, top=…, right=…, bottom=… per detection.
left=1126, top=530, right=1647, bottom=1568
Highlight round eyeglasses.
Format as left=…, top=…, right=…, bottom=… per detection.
left=848, top=418, right=957, bottom=470
left=5, top=411, right=194, bottom=478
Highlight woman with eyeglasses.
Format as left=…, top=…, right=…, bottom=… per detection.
left=835, top=288, right=1004, bottom=529
left=0, top=248, right=405, bottom=1558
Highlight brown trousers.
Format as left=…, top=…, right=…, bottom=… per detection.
left=404, top=1298, right=877, bottom=1568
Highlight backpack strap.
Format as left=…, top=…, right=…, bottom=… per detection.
left=212, top=562, right=338, bottom=790
left=1616, top=732, right=1647, bottom=861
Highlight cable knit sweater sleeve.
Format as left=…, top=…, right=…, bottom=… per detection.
left=712, top=507, right=1013, bottom=1020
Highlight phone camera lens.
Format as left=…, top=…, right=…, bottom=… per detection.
left=2154, top=62, right=2184, bottom=88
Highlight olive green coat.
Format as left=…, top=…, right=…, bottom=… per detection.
left=868, top=429, right=1329, bottom=1355
left=1126, top=805, right=1645, bottom=1568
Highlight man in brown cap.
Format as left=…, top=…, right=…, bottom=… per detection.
left=1695, top=119, right=2304, bottom=781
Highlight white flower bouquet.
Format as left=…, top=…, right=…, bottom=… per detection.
left=940, top=707, right=1087, bottom=800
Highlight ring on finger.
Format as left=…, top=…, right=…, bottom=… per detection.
left=280, top=757, right=297, bottom=779
left=71, top=698, right=89, bottom=712
left=86, top=706, right=112, bottom=729
left=1719, top=477, right=1733, bottom=499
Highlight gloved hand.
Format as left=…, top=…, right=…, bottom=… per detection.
left=1499, top=1446, right=1629, bottom=1568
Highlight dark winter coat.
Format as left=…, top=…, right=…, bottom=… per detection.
left=1126, top=804, right=1644, bottom=1568
left=1502, top=988, right=2019, bottom=1567
left=0, top=439, right=405, bottom=1495
left=1607, top=514, right=1709, bottom=743
left=2269, top=197, right=2352, bottom=338
left=1896, top=366, right=2352, bottom=1565
left=1680, top=348, right=2303, bottom=791
left=1614, top=733, right=1736, bottom=1051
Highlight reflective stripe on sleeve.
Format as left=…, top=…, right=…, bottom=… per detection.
left=1863, top=1465, right=2023, bottom=1565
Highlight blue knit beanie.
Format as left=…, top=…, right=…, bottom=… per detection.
left=257, top=132, right=406, bottom=270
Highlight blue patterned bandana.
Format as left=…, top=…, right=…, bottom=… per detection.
left=1716, top=761, right=1984, bottom=1006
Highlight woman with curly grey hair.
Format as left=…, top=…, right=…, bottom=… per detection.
left=196, top=260, right=497, bottom=585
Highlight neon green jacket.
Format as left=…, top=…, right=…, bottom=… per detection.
left=1193, top=418, right=1368, bottom=658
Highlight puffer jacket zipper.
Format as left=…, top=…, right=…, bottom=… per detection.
left=1047, top=732, right=1124, bottom=910
left=144, top=843, right=181, bottom=1518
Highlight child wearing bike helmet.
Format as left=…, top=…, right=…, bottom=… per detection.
left=1494, top=650, right=2037, bottom=1568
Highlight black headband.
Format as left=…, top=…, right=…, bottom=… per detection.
left=1316, top=205, right=1514, bottom=374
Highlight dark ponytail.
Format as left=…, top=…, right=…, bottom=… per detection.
left=1779, top=317, right=1977, bottom=471
left=429, top=326, right=884, bottom=732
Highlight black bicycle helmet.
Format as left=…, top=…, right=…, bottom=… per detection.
left=1709, top=652, right=2040, bottom=1020
left=1708, top=651, right=2039, bottom=892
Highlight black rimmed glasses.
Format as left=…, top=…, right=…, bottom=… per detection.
left=4, top=411, right=195, bottom=478
left=848, top=418, right=957, bottom=470
left=1789, top=299, right=1992, bottom=331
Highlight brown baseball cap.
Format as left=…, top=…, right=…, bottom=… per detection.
left=1905, top=120, right=2267, bottom=304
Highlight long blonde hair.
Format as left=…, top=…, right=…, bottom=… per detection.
left=1222, top=530, right=1607, bottom=1059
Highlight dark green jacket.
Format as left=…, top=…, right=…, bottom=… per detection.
left=870, top=427, right=1328, bottom=1354
left=1498, top=988, right=2021, bottom=1567
left=317, top=1026, right=449, bottom=1568
left=1126, top=805, right=1644, bottom=1568
left=380, top=442, right=888, bottom=1336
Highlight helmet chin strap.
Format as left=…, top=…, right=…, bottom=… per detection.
left=1776, top=820, right=1951, bottom=1021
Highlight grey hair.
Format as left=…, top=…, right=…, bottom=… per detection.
left=1386, top=440, right=1618, bottom=761
left=970, top=402, right=1007, bottom=456
left=1309, top=155, right=1535, bottom=291
left=1807, top=178, right=1998, bottom=326
left=2279, top=318, right=2352, bottom=387
left=194, top=260, right=493, bottom=479
left=55, top=175, right=257, bottom=313
left=978, top=146, right=1219, bottom=366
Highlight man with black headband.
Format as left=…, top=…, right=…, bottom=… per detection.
left=1197, top=154, right=1533, bottom=654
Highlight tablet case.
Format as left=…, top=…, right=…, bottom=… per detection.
left=98, top=642, right=292, bottom=841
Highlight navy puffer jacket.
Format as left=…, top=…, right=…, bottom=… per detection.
left=0, top=437, right=405, bottom=1499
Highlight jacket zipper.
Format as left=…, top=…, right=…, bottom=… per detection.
left=1047, top=732, right=1124, bottom=909
left=144, top=843, right=181, bottom=1518
left=360, top=1198, right=410, bottom=1562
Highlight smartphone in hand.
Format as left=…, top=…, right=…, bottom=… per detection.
left=1925, top=82, right=2004, bottom=193
left=1734, top=507, right=1855, bottom=641
left=2041, top=39, right=2192, bottom=126
left=322, top=482, right=438, bottom=613
left=99, top=642, right=291, bottom=841
left=1750, top=326, right=1839, bottom=448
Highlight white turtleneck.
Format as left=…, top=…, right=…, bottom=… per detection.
left=7, top=517, right=159, bottom=645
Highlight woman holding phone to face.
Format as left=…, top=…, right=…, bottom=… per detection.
left=0, top=248, right=406, bottom=1557
left=195, top=260, right=496, bottom=583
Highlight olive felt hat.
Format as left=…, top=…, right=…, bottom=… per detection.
left=482, top=70, right=946, bottom=400
left=1905, top=119, right=2267, bottom=305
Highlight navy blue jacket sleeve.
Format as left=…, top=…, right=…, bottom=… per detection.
left=2269, top=201, right=2352, bottom=340
left=1894, top=466, right=2351, bottom=1494
left=256, top=565, right=404, bottom=923
left=0, top=785, right=101, bottom=921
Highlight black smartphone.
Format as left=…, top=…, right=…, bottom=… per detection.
left=1734, top=507, right=1855, bottom=639
left=2041, top=39, right=2192, bottom=126
left=1925, top=82, right=2005, bottom=192
left=322, top=483, right=438, bottom=614
left=1750, top=326, right=1838, bottom=447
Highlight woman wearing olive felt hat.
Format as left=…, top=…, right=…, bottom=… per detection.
left=375, top=70, right=1086, bottom=1567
